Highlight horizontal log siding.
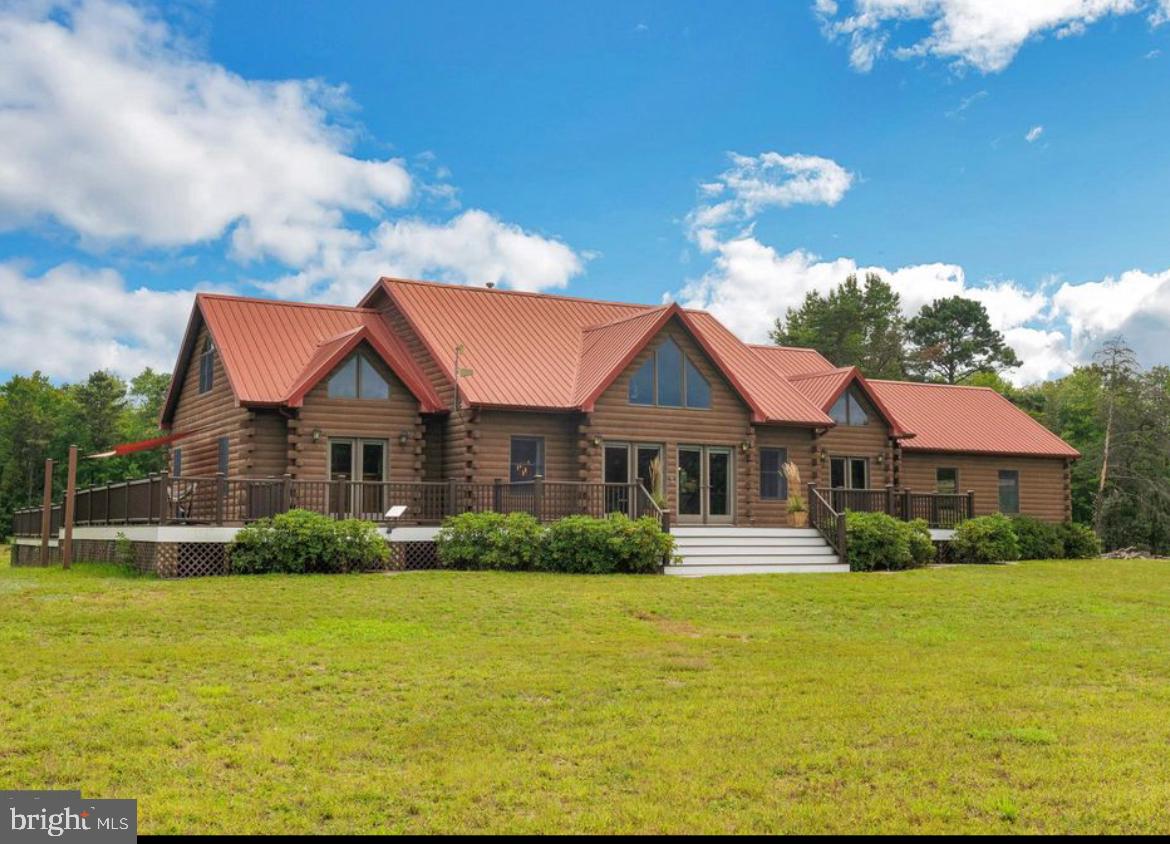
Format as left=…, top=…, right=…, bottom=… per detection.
left=899, top=452, right=1071, bottom=522
left=752, top=426, right=817, bottom=525
left=814, top=391, right=895, bottom=487
left=473, top=410, right=578, bottom=482
left=373, top=293, right=454, bottom=406
left=289, top=350, right=422, bottom=482
left=586, top=319, right=753, bottom=524
left=168, top=324, right=249, bottom=477
left=423, top=419, right=445, bottom=481
left=246, top=410, right=289, bottom=477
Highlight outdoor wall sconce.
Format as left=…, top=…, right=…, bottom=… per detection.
left=398, top=431, right=411, bottom=447
left=876, top=453, right=885, bottom=465
left=311, top=428, right=322, bottom=443
left=592, top=436, right=602, bottom=448
left=740, top=441, right=750, bottom=452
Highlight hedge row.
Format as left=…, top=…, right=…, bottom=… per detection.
left=846, top=511, right=1102, bottom=570
left=436, top=511, right=675, bottom=574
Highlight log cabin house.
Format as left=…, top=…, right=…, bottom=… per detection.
left=12, top=276, right=1080, bottom=576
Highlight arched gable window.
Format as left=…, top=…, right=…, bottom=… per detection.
left=328, top=353, right=391, bottom=400
left=628, top=338, right=711, bottom=409
left=198, top=337, right=215, bottom=394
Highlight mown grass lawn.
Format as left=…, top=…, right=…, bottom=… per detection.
left=2, top=550, right=1170, bottom=835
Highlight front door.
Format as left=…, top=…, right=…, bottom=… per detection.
left=329, top=438, right=387, bottom=518
left=677, top=445, right=734, bottom=524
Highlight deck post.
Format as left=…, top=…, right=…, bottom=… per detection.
left=282, top=474, right=292, bottom=515
left=885, top=484, right=895, bottom=517
left=533, top=475, right=544, bottom=521
left=446, top=477, right=458, bottom=517
left=836, top=507, right=847, bottom=563
left=157, top=470, right=170, bottom=526
left=39, top=458, right=54, bottom=566
left=61, top=446, right=78, bottom=569
left=902, top=488, right=912, bottom=523
left=215, top=472, right=226, bottom=525
left=806, top=482, right=817, bottom=527
left=493, top=478, right=503, bottom=512
left=966, top=489, right=975, bottom=521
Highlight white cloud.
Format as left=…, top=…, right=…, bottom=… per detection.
left=0, top=0, right=413, bottom=265
left=1026, top=125, right=1045, bottom=142
left=686, top=152, right=854, bottom=243
left=264, top=209, right=586, bottom=303
left=0, top=262, right=205, bottom=380
left=817, top=0, right=1167, bottom=73
left=0, top=0, right=589, bottom=380
left=670, top=230, right=1170, bottom=385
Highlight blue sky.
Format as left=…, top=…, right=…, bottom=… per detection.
left=2, top=0, right=1170, bottom=384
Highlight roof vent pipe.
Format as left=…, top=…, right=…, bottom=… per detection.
left=485, top=282, right=495, bottom=289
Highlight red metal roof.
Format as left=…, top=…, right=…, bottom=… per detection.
left=377, top=279, right=832, bottom=424
left=683, top=312, right=833, bottom=426
left=160, top=278, right=1078, bottom=460
left=749, top=344, right=836, bottom=377
left=161, top=294, right=443, bottom=424
left=867, top=380, right=1080, bottom=458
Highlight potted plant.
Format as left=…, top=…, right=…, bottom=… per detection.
left=783, top=461, right=808, bottom=527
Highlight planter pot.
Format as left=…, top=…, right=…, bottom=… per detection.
left=789, top=510, right=808, bottom=528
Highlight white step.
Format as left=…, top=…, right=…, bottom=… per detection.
left=674, top=536, right=828, bottom=548
left=665, top=562, right=849, bottom=576
left=671, top=526, right=820, bottom=538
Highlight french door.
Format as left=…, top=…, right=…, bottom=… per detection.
left=329, top=438, right=387, bottom=518
left=677, top=445, right=733, bottom=524
left=828, top=455, right=870, bottom=512
left=603, top=443, right=664, bottom=514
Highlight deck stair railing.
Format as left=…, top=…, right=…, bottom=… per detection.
left=808, top=483, right=847, bottom=562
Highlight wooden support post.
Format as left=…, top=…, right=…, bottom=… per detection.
left=806, top=482, right=816, bottom=527
left=215, top=472, right=226, bottom=525
left=61, top=446, right=78, bottom=569
left=446, top=477, right=458, bottom=517
left=903, top=488, right=912, bottom=523
left=493, top=478, right=503, bottom=512
left=282, top=473, right=292, bottom=515
left=39, top=458, right=54, bottom=566
left=157, top=470, right=170, bottom=526
left=885, top=484, right=896, bottom=518
left=966, top=489, right=976, bottom=521
left=533, top=475, right=544, bottom=522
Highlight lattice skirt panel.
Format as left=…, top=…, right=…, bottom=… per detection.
left=389, top=541, right=441, bottom=571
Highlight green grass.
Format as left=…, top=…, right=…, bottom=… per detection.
left=2, top=548, right=1170, bottom=834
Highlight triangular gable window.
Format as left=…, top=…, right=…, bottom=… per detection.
left=328, top=353, right=391, bottom=400
left=627, top=337, right=711, bottom=409
left=830, top=386, right=869, bottom=426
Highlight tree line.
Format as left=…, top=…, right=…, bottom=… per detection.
left=0, top=369, right=170, bottom=534
left=774, top=274, right=1170, bottom=552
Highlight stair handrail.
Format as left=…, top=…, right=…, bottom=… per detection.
left=807, top=483, right=847, bottom=564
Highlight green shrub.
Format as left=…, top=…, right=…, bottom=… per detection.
left=230, top=509, right=388, bottom=574
left=846, top=511, right=912, bottom=572
left=436, top=511, right=542, bottom=570
left=1010, top=516, right=1065, bottom=560
left=907, top=518, right=937, bottom=567
left=1057, top=521, right=1102, bottom=559
left=950, top=514, right=1020, bottom=564
left=540, top=513, right=673, bottom=574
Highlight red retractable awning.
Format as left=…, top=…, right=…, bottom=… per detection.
left=88, top=430, right=198, bottom=459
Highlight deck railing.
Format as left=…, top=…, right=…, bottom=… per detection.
left=808, top=484, right=847, bottom=560
left=11, top=473, right=672, bottom=536
left=816, top=485, right=975, bottom=528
